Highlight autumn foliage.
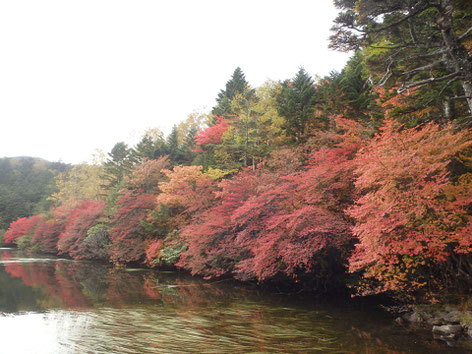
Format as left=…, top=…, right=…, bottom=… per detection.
left=32, top=220, right=65, bottom=254
left=143, top=166, right=215, bottom=268
left=57, top=200, right=106, bottom=259
left=108, top=192, right=156, bottom=264
left=4, top=215, right=42, bottom=244
left=178, top=121, right=363, bottom=285
left=194, top=116, right=229, bottom=148
left=349, top=121, right=472, bottom=296
left=6, top=59, right=472, bottom=302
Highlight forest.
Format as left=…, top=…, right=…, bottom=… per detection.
left=0, top=157, right=68, bottom=231
left=2, top=0, right=472, bottom=302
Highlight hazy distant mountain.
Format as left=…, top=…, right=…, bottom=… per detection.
left=0, top=157, right=69, bottom=230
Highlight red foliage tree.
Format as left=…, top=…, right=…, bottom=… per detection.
left=349, top=121, right=472, bottom=296
left=108, top=192, right=156, bottom=264
left=177, top=167, right=262, bottom=277
left=31, top=220, right=65, bottom=254
left=194, top=116, right=229, bottom=149
left=179, top=120, right=364, bottom=283
left=57, top=200, right=106, bottom=259
left=143, top=166, right=216, bottom=268
left=124, top=156, right=169, bottom=193
left=4, top=215, right=42, bottom=244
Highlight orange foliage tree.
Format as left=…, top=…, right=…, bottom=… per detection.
left=145, top=165, right=215, bottom=268
left=349, top=121, right=472, bottom=297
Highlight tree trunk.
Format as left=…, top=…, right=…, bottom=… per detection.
left=438, top=0, right=472, bottom=115
left=442, top=98, right=452, bottom=121
left=462, top=81, right=472, bottom=115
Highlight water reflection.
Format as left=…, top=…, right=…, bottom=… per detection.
left=0, top=249, right=469, bottom=353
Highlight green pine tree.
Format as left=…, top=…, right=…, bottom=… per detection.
left=166, top=125, right=183, bottom=164
left=277, top=67, right=319, bottom=142
left=180, top=126, right=198, bottom=165
left=101, top=142, right=135, bottom=191
left=133, top=130, right=167, bottom=163
left=212, top=67, right=253, bottom=119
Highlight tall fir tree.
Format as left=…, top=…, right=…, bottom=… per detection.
left=212, top=67, right=253, bottom=119
left=277, top=67, right=319, bottom=142
left=180, top=126, right=198, bottom=165
left=166, top=125, right=184, bottom=164
left=101, top=142, right=135, bottom=191
left=132, top=129, right=167, bottom=163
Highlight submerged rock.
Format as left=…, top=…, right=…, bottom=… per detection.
left=467, top=326, right=472, bottom=339
left=432, top=324, right=462, bottom=337
left=392, top=304, right=472, bottom=344
left=395, top=317, right=404, bottom=325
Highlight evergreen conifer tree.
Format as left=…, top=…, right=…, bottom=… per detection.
left=101, top=142, right=135, bottom=191
left=132, top=130, right=167, bottom=163
left=166, top=125, right=182, bottom=164
left=212, top=67, right=253, bottom=119
left=277, top=68, right=319, bottom=141
left=180, top=126, right=198, bottom=164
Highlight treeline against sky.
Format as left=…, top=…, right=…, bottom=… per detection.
left=3, top=1, right=472, bottom=301
left=0, top=157, right=68, bottom=230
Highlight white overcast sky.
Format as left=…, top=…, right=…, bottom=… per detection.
left=0, top=0, right=349, bottom=164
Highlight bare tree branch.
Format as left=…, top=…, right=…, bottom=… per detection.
left=458, top=26, right=472, bottom=41
left=401, top=49, right=447, bottom=63
left=401, top=60, right=444, bottom=77
left=450, top=95, right=472, bottom=100
left=397, top=71, right=460, bottom=92
left=370, top=42, right=442, bottom=50
left=376, top=59, right=394, bottom=87
left=424, top=76, right=458, bottom=107
left=438, top=77, right=459, bottom=97
left=408, top=17, right=419, bottom=45
left=363, top=4, right=438, bottom=34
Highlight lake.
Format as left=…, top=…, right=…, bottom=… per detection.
left=0, top=248, right=468, bottom=353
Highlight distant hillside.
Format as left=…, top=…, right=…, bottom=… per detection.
left=0, top=157, right=69, bottom=230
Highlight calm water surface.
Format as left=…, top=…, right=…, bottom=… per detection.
left=0, top=248, right=469, bottom=353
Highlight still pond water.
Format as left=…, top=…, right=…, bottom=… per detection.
left=0, top=248, right=470, bottom=353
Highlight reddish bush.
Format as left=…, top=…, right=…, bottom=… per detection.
left=57, top=200, right=106, bottom=259
left=32, top=220, right=65, bottom=254
left=108, top=192, right=156, bottom=264
left=4, top=215, right=42, bottom=244
left=349, top=121, right=472, bottom=295
left=179, top=120, right=363, bottom=282
left=194, top=116, right=229, bottom=148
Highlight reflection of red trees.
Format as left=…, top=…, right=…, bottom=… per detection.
left=1, top=250, right=254, bottom=310
left=3, top=253, right=91, bottom=308
left=2, top=251, right=24, bottom=278
left=142, top=277, right=161, bottom=300
left=3, top=255, right=72, bottom=305
left=54, top=263, right=91, bottom=308
left=106, top=270, right=150, bottom=306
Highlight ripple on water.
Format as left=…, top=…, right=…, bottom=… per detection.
left=0, top=306, right=343, bottom=354
left=0, top=258, right=68, bottom=264
left=1, top=248, right=471, bottom=353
